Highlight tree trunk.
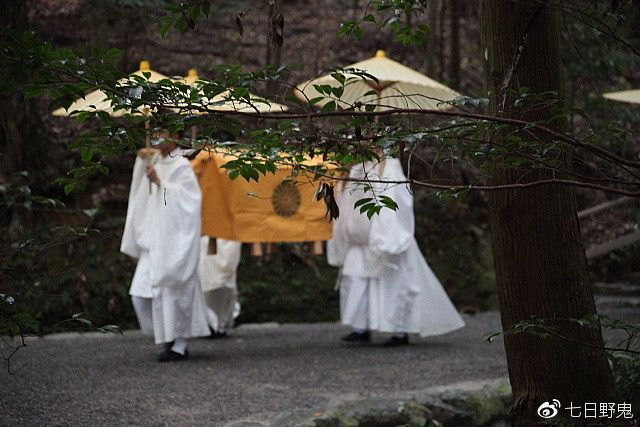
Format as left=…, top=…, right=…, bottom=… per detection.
left=1, top=0, right=49, bottom=235
left=351, top=0, right=359, bottom=20
left=265, top=0, right=283, bottom=94
left=480, top=1, right=614, bottom=424
left=264, top=1, right=274, bottom=66
left=425, top=0, right=438, bottom=76
left=438, top=0, right=446, bottom=81
left=449, top=0, right=460, bottom=88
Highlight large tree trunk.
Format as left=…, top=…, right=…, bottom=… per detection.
left=480, top=1, right=614, bottom=424
left=448, top=0, right=460, bottom=88
left=425, top=0, right=438, bottom=76
left=1, top=0, right=49, bottom=235
left=437, top=0, right=446, bottom=81
left=264, top=0, right=283, bottom=95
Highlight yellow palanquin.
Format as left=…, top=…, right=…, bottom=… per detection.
left=192, top=150, right=333, bottom=243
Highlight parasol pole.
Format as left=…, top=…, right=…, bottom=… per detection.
left=184, top=68, right=219, bottom=255
left=143, top=107, right=153, bottom=194
left=190, top=117, right=217, bottom=255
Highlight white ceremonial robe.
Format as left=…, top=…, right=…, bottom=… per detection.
left=121, top=149, right=210, bottom=344
left=327, top=158, right=465, bottom=336
left=198, top=237, right=242, bottom=332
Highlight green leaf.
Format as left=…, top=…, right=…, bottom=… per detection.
left=366, top=205, right=382, bottom=219
left=313, top=84, right=328, bottom=95
left=338, top=20, right=364, bottom=39
left=64, top=183, right=76, bottom=195
left=309, top=96, right=325, bottom=105
left=362, top=14, right=376, bottom=23
left=80, top=147, right=93, bottom=162
left=353, top=197, right=373, bottom=208
left=331, top=86, right=344, bottom=99
left=330, top=73, right=346, bottom=85
left=359, top=202, right=374, bottom=213
left=379, top=195, right=398, bottom=210
left=97, top=324, right=122, bottom=334
left=483, top=331, right=503, bottom=343
left=322, top=100, right=337, bottom=112
left=73, top=317, right=92, bottom=327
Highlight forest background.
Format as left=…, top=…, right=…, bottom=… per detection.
left=2, top=0, right=640, bottom=330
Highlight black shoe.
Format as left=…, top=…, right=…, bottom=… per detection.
left=341, top=331, right=371, bottom=342
left=382, top=334, right=409, bottom=347
left=209, top=328, right=228, bottom=339
left=157, top=349, right=189, bottom=362
left=164, top=341, right=175, bottom=352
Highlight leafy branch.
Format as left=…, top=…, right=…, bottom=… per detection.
left=484, top=314, right=640, bottom=356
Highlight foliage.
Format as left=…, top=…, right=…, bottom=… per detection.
left=0, top=172, right=123, bottom=372
left=338, top=0, right=430, bottom=46
left=484, top=314, right=640, bottom=410
left=413, top=189, right=496, bottom=312
left=0, top=0, right=638, bottom=359
left=611, top=350, right=640, bottom=412
left=3, top=13, right=640, bottom=202
left=236, top=245, right=340, bottom=324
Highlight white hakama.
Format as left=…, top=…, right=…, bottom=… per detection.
left=198, top=237, right=242, bottom=333
left=328, top=158, right=465, bottom=337
left=121, top=150, right=210, bottom=345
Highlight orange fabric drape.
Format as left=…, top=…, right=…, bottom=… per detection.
left=192, top=150, right=333, bottom=243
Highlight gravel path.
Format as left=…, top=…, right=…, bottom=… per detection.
left=1, top=309, right=636, bottom=426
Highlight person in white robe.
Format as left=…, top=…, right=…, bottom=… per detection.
left=121, top=134, right=210, bottom=362
left=327, top=157, right=465, bottom=346
left=198, top=237, right=242, bottom=337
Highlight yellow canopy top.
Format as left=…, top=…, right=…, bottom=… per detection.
left=52, top=60, right=170, bottom=117
left=294, top=50, right=461, bottom=111
left=602, top=89, right=640, bottom=105
left=179, top=68, right=288, bottom=114
left=184, top=68, right=200, bottom=86
left=127, top=60, right=170, bottom=83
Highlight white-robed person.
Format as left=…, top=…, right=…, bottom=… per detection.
left=121, top=131, right=210, bottom=362
left=198, top=237, right=242, bottom=337
left=327, top=156, right=465, bottom=346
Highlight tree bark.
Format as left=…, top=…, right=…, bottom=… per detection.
left=480, top=1, right=614, bottom=424
left=264, top=1, right=274, bottom=67
left=425, top=0, right=438, bottom=76
left=438, top=0, right=446, bottom=81
left=265, top=0, right=283, bottom=94
left=0, top=0, right=46, bottom=192
left=449, top=0, right=460, bottom=88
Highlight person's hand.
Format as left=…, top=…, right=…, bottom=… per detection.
left=146, top=164, right=160, bottom=185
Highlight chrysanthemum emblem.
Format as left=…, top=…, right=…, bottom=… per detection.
left=272, top=180, right=301, bottom=217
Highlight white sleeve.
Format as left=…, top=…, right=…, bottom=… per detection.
left=369, top=159, right=414, bottom=256
left=120, top=156, right=146, bottom=259
left=149, top=161, right=203, bottom=287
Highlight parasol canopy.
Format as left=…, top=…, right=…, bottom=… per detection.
left=52, top=60, right=171, bottom=117
left=179, top=69, right=288, bottom=114
left=602, top=89, right=640, bottom=105
left=294, top=50, right=460, bottom=111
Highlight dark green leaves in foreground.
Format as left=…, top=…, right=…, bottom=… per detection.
left=338, top=0, right=430, bottom=46
left=354, top=194, right=399, bottom=219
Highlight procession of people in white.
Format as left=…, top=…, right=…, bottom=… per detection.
left=121, top=137, right=211, bottom=361
left=198, top=237, right=242, bottom=337
left=328, top=158, right=465, bottom=346
left=120, top=137, right=464, bottom=361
